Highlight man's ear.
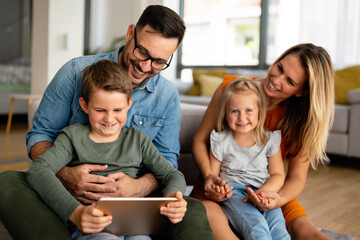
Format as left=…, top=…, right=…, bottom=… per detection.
left=79, top=97, right=89, bottom=114
left=125, top=24, right=135, bottom=43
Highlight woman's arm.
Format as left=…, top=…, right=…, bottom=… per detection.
left=209, top=150, right=232, bottom=198
left=192, top=84, right=223, bottom=179
left=247, top=149, right=309, bottom=210
left=277, top=149, right=309, bottom=206
left=192, top=85, right=233, bottom=201
left=209, top=149, right=221, bottom=176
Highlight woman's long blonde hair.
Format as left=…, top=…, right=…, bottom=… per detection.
left=274, top=43, right=335, bottom=169
left=217, top=78, right=268, bottom=146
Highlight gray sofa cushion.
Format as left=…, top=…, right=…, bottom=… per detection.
left=332, top=105, right=349, bottom=133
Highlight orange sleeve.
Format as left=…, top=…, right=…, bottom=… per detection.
left=282, top=199, right=307, bottom=226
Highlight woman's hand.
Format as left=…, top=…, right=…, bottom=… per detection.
left=161, top=191, right=187, bottom=224
left=244, top=187, right=281, bottom=211
left=204, top=174, right=233, bottom=202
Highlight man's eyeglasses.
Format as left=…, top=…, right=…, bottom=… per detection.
left=133, top=28, right=173, bottom=71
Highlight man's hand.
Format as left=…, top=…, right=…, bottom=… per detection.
left=204, top=174, right=233, bottom=202
left=57, top=164, right=117, bottom=204
left=104, top=172, right=158, bottom=198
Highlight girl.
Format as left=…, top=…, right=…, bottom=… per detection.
left=209, top=78, right=290, bottom=240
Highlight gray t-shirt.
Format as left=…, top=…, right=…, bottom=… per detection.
left=210, top=129, right=281, bottom=188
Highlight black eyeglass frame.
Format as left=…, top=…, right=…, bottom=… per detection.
left=132, top=28, right=173, bottom=71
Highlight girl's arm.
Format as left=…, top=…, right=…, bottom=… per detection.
left=258, top=149, right=285, bottom=193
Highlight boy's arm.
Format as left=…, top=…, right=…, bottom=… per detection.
left=139, top=132, right=186, bottom=196
left=26, top=132, right=82, bottom=223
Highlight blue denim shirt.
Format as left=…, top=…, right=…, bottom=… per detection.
left=26, top=48, right=181, bottom=168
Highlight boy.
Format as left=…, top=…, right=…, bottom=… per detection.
left=26, top=59, right=187, bottom=240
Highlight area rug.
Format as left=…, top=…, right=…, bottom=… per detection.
left=0, top=225, right=356, bottom=239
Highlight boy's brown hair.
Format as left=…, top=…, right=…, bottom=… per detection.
left=82, top=59, right=132, bottom=103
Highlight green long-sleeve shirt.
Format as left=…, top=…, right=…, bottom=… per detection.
left=26, top=123, right=186, bottom=223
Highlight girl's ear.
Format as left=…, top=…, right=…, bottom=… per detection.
left=79, top=97, right=89, bottom=114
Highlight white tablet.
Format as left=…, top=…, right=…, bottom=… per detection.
left=96, top=197, right=177, bottom=236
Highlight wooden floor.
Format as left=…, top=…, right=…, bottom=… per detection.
left=1, top=116, right=360, bottom=239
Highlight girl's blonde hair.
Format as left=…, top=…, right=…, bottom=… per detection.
left=217, top=78, right=268, bottom=146
left=274, top=43, right=334, bottom=169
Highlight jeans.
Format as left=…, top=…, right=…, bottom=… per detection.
left=0, top=171, right=214, bottom=240
left=221, top=182, right=290, bottom=240
left=71, top=228, right=151, bottom=240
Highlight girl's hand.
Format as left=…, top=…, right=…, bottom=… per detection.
left=204, top=174, right=233, bottom=202
left=244, top=187, right=280, bottom=211
left=69, top=204, right=112, bottom=233
left=161, top=191, right=187, bottom=224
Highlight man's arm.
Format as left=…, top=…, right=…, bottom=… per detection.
left=30, top=141, right=54, bottom=161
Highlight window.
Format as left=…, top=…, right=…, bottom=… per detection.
left=181, top=0, right=262, bottom=67
left=178, top=0, right=360, bottom=79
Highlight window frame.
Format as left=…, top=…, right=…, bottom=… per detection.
left=176, top=0, right=270, bottom=78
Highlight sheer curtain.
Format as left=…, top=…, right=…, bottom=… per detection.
left=299, top=0, right=360, bottom=69
left=271, top=0, right=360, bottom=69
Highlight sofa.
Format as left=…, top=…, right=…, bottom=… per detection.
left=173, top=64, right=360, bottom=161
left=326, top=88, right=360, bottom=158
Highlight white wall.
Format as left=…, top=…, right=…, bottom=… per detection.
left=89, top=0, right=179, bottom=80
left=89, top=0, right=164, bottom=53
left=31, top=0, right=85, bottom=95
left=31, top=0, right=181, bottom=97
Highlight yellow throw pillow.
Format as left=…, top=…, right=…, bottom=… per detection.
left=187, top=68, right=226, bottom=95
left=198, top=74, right=223, bottom=97
left=335, top=65, right=360, bottom=105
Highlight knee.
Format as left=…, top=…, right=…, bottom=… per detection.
left=287, top=216, right=330, bottom=240
left=184, top=196, right=207, bottom=217
left=0, top=171, right=29, bottom=202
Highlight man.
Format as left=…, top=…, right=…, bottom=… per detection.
left=0, top=5, right=214, bottom=240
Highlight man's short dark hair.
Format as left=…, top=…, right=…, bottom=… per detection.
left=136, top=5, right=186, bottom=46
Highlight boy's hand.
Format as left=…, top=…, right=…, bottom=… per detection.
left=160, top=191, right=187, bottom=224
left=69, top=204, right=112, bottom=233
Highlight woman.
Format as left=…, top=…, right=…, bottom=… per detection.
left=190, top=43, right=334, bottom=240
